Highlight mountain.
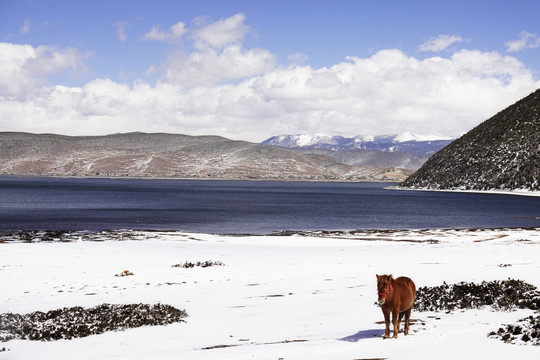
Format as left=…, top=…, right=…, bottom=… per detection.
left=0, top=132, right=412, bottom=181
left=289, top=148, right=427, bottom=169
left=400, top=88, right=540, bottom=192
left=261, top=132, right=452, bottom=157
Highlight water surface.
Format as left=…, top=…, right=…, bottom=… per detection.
left=1, top=177, right=539, bottom=233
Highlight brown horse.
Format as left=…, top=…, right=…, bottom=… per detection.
left=376, top=274, right=416, bottom=339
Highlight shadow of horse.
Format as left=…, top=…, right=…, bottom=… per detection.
left=339, top=329, right=385, bottom=342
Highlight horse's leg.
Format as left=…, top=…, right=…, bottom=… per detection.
left=382, top=308, right=390, bottom=339
left=392, top=309, right=399, bottom=338
left=397, top=311, right=404, bottom=333
left=404, top=308, right=412, bottom=335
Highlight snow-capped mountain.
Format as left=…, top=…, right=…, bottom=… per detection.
left=261, top=132, right=452, bottom=158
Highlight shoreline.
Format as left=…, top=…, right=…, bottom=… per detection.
left=388, top=185, right=540, bottom=198
left=2, top=226, right=539, bottom=244
left=0, top=173, right=400, bottom=183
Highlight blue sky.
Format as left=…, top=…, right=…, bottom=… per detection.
left=1, top=0, right=540, bottom=141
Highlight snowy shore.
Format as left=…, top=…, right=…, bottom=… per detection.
left=2, top=228, right=540, bottom=359
left=389, top=185, right=540, bottom=197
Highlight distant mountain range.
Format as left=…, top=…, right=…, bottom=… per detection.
left=0, top=132, right=418, bottom=182
left=261, top=132, right=452, bottom=158
left=400, top=88, right=540, bottom=192
left=288, top=148, right=427, bottom=170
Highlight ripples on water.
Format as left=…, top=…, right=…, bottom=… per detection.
left=0, top=176, right=539, bottom=234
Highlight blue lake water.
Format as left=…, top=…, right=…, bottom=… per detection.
left=0, top=176, right=539, bottom=234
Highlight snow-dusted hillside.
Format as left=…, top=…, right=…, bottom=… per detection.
left=0, top=132, right=412, bottom=181
left=401, top=88, right=540, bottom=192
left=290, top=148, right=427, bottom=170
left=261, top=132, right=452, bottom=157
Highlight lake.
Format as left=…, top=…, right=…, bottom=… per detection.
left=0, top=176, right=539, bottom=234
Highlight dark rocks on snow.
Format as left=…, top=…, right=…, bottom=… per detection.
left=415, top=279, right=540, bottom=312
left=489, top=315, right=540, bottom=345
left=0, top=303, right=187, bottom=342
left=172, top=260, right=225, bottom=268
left=415, top=279, right=540, bottom=345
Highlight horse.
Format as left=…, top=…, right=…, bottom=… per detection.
left=376, top=274, right=416, bottom=339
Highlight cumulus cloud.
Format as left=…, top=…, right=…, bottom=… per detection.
left=0, top=42, right=89, bottom=97
left=191, top=13, right=249, bottom=49
left=162, top=45, right=277, bottom=87
left=1, top=15, right=540, bottom=142
left=243, top=49, right=539, bottom=137
left=158, top=14, right=276, bottom=86
left=3, top=47, right=538, bottom=141
left=505, top=31, right=540, bottom=52
left=419, top=34, right=463, bottom=52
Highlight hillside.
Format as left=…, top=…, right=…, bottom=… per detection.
left=0, top=132, right=412, bottom=181
left=290, top=148, right=427, bottom=169
left=400, top=88, right=540, bottom=191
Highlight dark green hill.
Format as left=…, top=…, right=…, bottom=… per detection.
left=400, top=88, right=540, bottom=191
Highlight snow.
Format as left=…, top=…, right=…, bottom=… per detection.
left=2, top=228, right=540, bottom=359
left=392, top=131, right=453, bottom=143
left=391, top=185, right=540, bottom=197
left=270, top=132, right=453, bottom=147
left=393, top=131, right=419, bottom=142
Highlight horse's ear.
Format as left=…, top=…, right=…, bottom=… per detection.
left=376, top=274, right=380, bottom=280
left=389, top=274, right=393, bottom=280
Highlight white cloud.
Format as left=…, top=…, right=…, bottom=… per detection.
left=3, top=46, right=538, bottom=141
left=157, top=14, right=276, bottom=87
left=243, top=49, right=539, bottom=137
left=505, top=31, right=540, bottom=52
left=114, top=22, right=129, bottom=42
left=162, top=45, right=277, bottom=87
left=20, top=19, right=31, bottom=34
left=142, top=22, right=186, bottom=43
left=419, top=34, right=463, bottom=52
left=0, top=42, right=89, bottom=97
left=191, top=13, right=249, bottom=50
left=170, top=22, right=188, bottom=39
left=1, top=16, right=540, bottom=142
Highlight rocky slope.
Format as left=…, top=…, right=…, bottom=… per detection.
left=0, top=132, right=413, bottom=181
left=400, top=88, right=540, bottom=191
left=290, top=148, right=427, bottom=169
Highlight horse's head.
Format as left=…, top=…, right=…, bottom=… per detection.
left=376, top=274, right=393, bottom=306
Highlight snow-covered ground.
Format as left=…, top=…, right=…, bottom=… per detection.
left=2, top=228, right=540, bottom=359
left=388, top=185, right=540, bottom=197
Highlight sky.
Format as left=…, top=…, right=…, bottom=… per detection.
left=1, top=0, right=540, bottom=142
